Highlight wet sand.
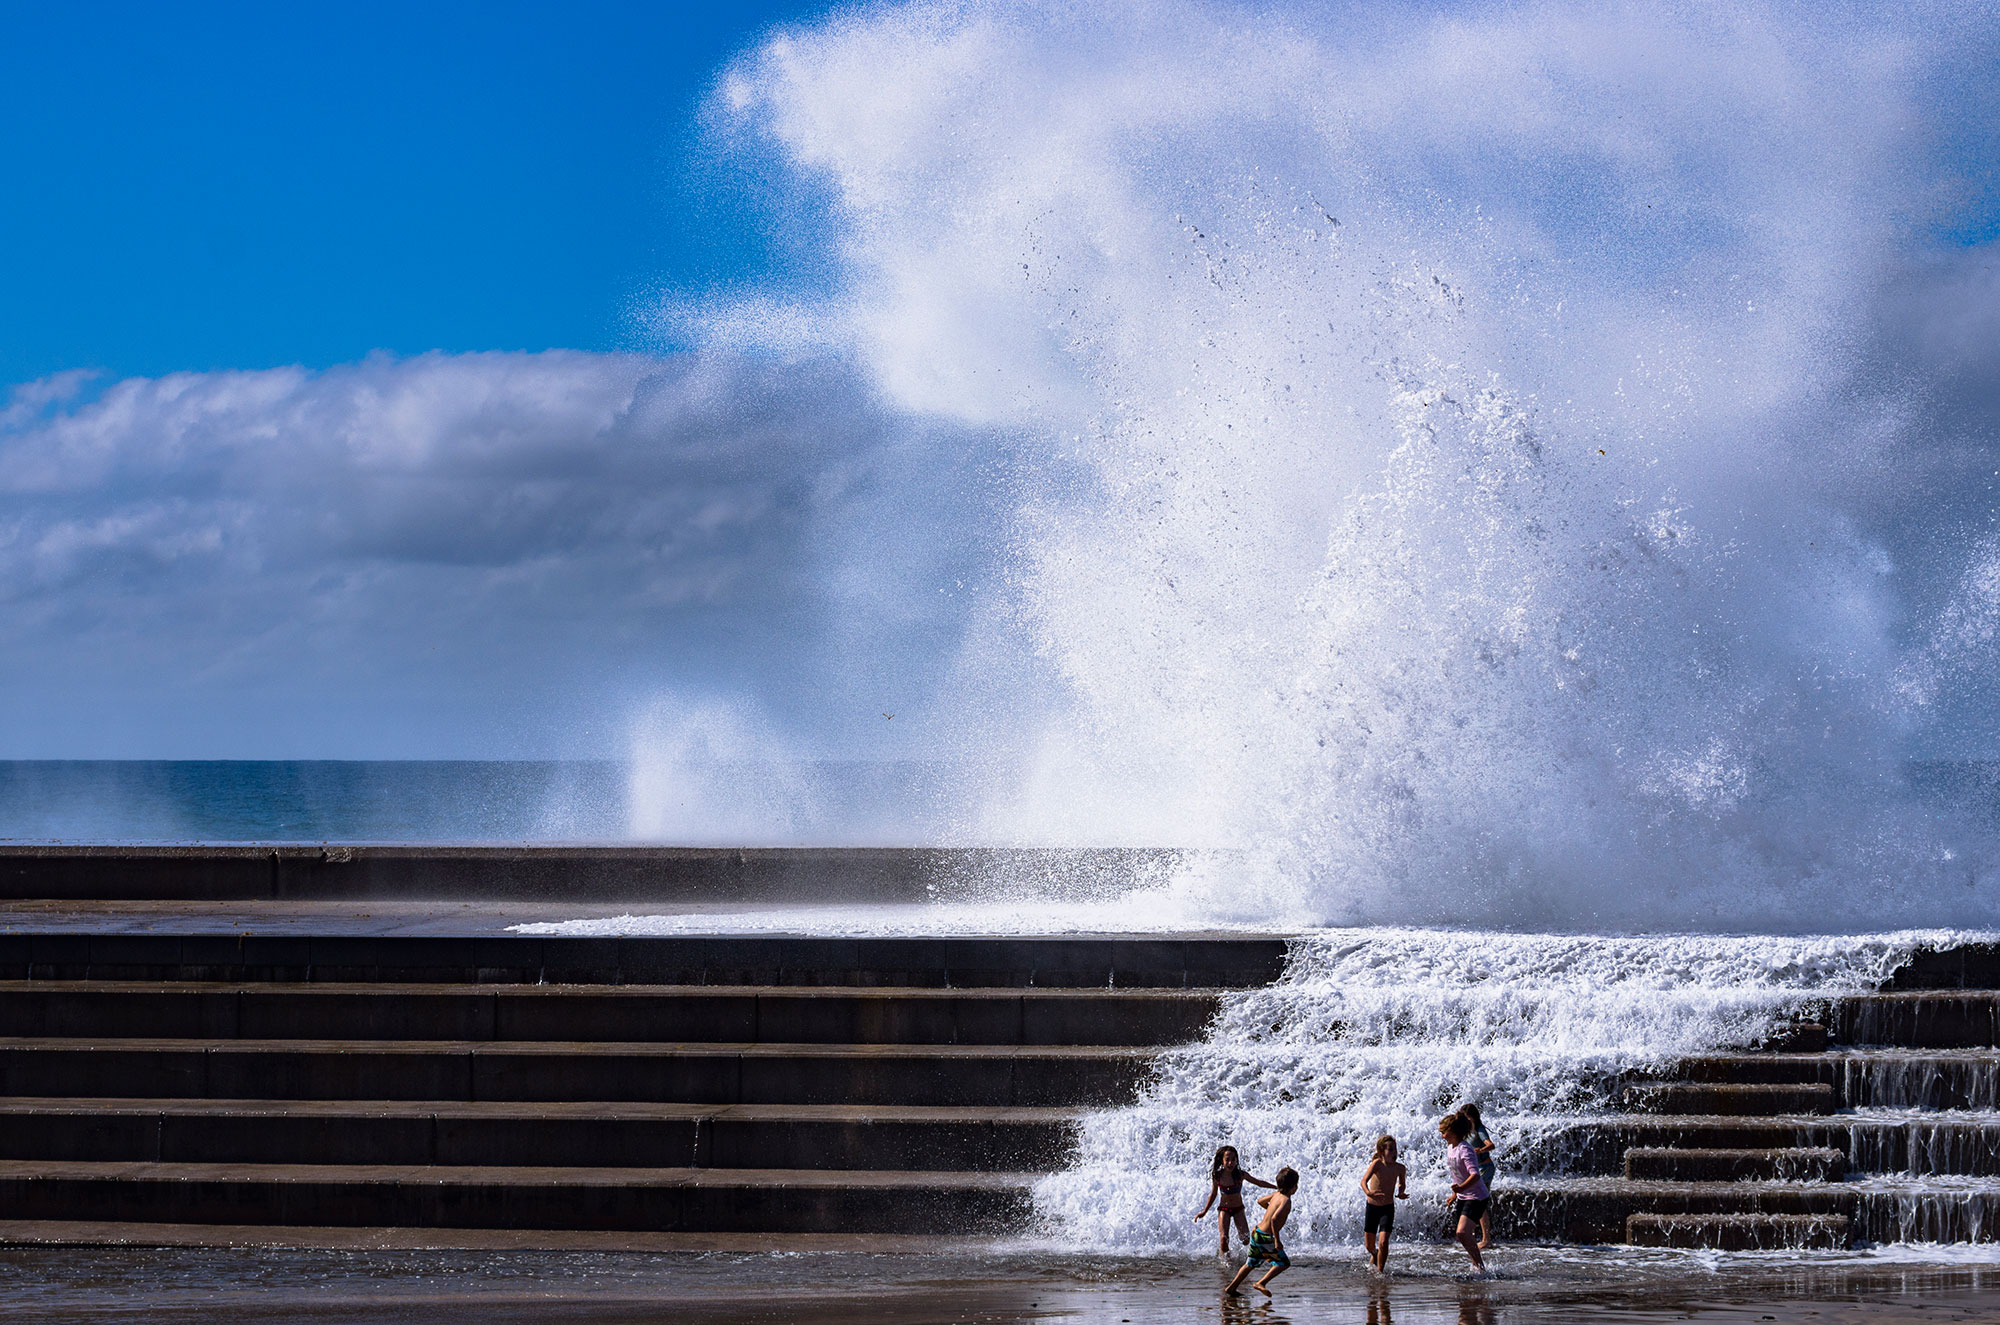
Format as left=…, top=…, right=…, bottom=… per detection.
left=5, top=1242, right=2000, bottom=1323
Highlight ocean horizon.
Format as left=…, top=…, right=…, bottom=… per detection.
left=0, top=758, right=979, bottom=844
left=4, top=757, right=1997, bottom=847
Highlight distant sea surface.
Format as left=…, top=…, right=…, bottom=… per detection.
left=0, top=759, right=1994, bottom=846
left=0, top=759, right=967, bottom=844
left=0, top=761, right=632, bottom=843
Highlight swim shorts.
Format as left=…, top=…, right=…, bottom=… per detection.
left=1455, top=1198, right=1489, bottom=1225
left=1246, top=1227, right=1290, bottom=1268
left=1363, top=1202, right=1394, bottom=1234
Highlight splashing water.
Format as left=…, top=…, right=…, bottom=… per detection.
left=708, top=0, right=2000, bottom=929
left=587, top=1, right=2000, bottom=1260
left=1033, top=930, right=1960, bottom=1251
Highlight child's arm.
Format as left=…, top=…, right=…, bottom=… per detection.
left=1194, top=1178, right=1218, bottom=1217
left=1268, top=1195, right=1291, bottom=1241
left=1473, top=1136, right=1495, bottom=1158
left=1393, top=1161, right=1408, bottom=1198
left=1360, top=1160, right=1380, bottom=1197
left=1240, top=1170, right=1276, bottom=1189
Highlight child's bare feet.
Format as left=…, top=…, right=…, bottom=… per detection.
left=1253, top=1282, right=1272, bottom=1297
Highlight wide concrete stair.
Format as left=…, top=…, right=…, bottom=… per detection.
left=0, top=934, right=1283, bottom=1239
left=1492, top=946, right=2000, bottom=1249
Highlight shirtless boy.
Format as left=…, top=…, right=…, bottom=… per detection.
left=1360, top=1135, right=1408, bottom=1272
left=1225, top=1167, right=1299, bottom=1298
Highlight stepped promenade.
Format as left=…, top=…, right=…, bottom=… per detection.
left=0, top=846, right=1994, bottom=1251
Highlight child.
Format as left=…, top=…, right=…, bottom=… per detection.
left=1439, top=1113, right=1488, bottom=1274
left=1226, top=1167, right=1298, bottom=1298
left=1359, top=1134, right=1407, bottom=1272
left=1194, top=1145, right=1276, bottom=1256
left=1460, top=1103, right=1498, bottom=1251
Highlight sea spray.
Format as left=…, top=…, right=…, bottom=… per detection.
left=1033, top=929, right=1960, bottom=1251
left=716, top=1, right=2000, bottom=928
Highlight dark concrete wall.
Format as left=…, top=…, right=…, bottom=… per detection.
left=0, top=845, right=1178, bottom=903
left=0, top=933, right=1291, bottom=988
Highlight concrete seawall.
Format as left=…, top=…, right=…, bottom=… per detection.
left=7, top=852, right=1997, bottom=1249
left=0, top=845, right=1178, bottom=903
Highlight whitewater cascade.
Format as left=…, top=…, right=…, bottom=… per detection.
left=1033, top=930, right=1951, bottom=1250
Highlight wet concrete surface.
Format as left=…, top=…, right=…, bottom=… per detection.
left=0, top=846, right=1178, bottom=907
left=2, top=1241, right=2000, bottom=1323
left=0, top=900, right=748, bottom=936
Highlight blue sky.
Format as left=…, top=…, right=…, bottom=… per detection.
left=0, top=0, right=827, bottom=387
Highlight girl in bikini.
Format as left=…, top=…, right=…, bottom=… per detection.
left=1195, top=1145, right=1276, bottom=1256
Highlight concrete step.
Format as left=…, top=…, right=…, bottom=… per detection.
left=0, top=1038, right=1152, bottom=1106
left=0, top=981, right=1218, bottom=1047
left=0, top=1159, right=1036, bottom=1234
left=1515, top=1112, right=2000, bottom=1180
left=1848, top=1112, right=2000, bottom=1176
left=1669, top=1052, right=2000, bottom=1111
left=1885, top=944, right=2000, bottom=991
left=0, top=844, right=1168, bottom=908
left=1626, top=1212, right=1850, bottom=1250
left=1623, top=1082, right=1836, bottom=1116
left=0, top=1098, right=1076, bottom=1171
left=1853, top=1179, right=2000, bottom=1243
left=0, top=1219, right=1001, bottom=1252
left=1513, top=1116, right=1850, bottom=1176
left=0, top=844, right=1170, bottom=906
left=1494, top=1177, right=1854, bottom=1243
left=0, top=933, right=1289, bottom=989
left=1623, top=1147, right=1845, bottom=1182
left=1759, top=1022, right=1829, bottom=1052
left=1834, top=993, right=2000, bottom=1047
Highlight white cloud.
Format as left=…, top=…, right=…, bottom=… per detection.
left=0, top=350, right=997, bottom=757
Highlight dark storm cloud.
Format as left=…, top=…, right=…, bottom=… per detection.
left=0, top=351, right=998, bottom=756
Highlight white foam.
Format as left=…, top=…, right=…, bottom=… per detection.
left=1034, top=929, right=1977, bottom=1252
left=508, top=894, right=1287, bottom=937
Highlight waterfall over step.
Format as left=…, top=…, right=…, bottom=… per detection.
left=1038, top=931, right=2000, bottom=1251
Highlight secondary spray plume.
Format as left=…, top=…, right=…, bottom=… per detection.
left=710, top=0, right=2000, bottom=928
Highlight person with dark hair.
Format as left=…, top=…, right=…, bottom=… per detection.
left=1439, top=1113, right=1488, bottom=1274
left=1458, top=1103, right=1497, bottom=1250
left=1195, top=1144, right=1275, bottom=1256
left=1360, top=1134, right=1407, bottom=1272
left=1225, top=1167, right=1299, bottom=1298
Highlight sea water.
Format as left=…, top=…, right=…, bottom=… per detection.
left=0, top=759, right=960, bottom=844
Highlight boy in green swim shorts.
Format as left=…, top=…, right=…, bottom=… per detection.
left=1225, top=1167, right=1298, bottom=1298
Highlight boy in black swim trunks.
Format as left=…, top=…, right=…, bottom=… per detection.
left=1225, top=1167, right=1298, bottom=1298
left=1360, top=1135, right=1407, bottom=1272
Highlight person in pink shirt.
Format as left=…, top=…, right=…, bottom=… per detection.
left=1438, top=1113, right=1488, bottom=1274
